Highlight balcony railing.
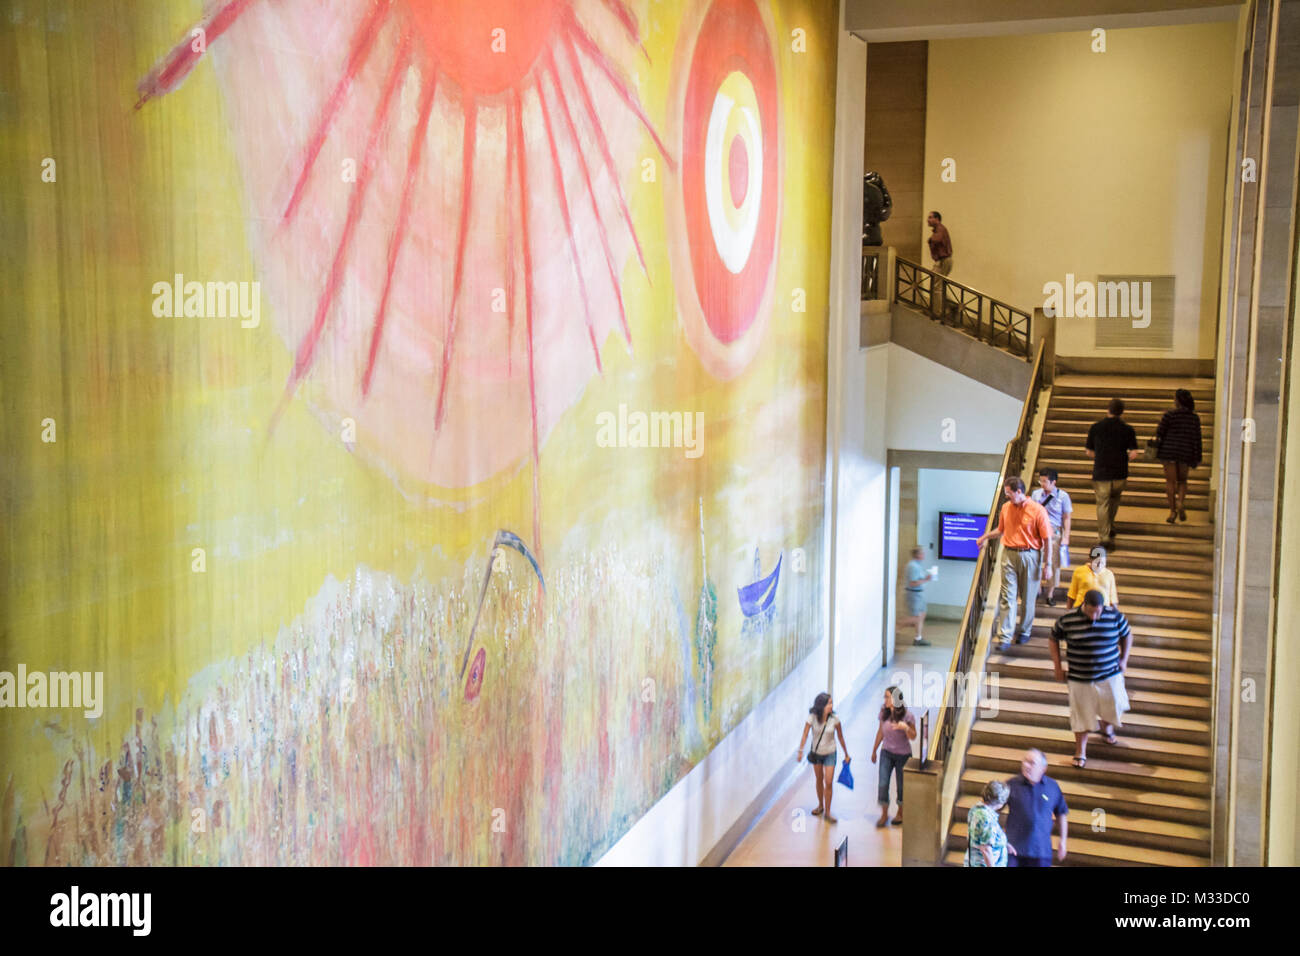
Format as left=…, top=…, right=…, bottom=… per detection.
left=893, top=258, right=1033, bottom=359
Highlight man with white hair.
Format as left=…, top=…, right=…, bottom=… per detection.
left=1002, top=748, right=1069, bottom=867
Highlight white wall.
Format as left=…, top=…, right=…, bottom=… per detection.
left=835, top=345, right=889, bottom=700
left=828, top=30, right=883, bottom=703
left=922, top=23, right=1237, bottom=359
left=885, top=345, right=1023, bottom=454
left=916, top=468, right=1001, bottom=605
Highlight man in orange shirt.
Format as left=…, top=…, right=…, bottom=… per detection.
left=976, top=476, right=1054, bottom=648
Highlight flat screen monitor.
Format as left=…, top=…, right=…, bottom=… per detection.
left=938, top=511, right=984, bottom=561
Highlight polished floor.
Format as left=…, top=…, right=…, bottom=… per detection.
left=723, top=621, right=960, bottom=867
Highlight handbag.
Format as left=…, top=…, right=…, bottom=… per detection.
left=837, top=759, right=854, bottom=789
left=808, top=720, right=828, bottom=761
left=1143, top=439, right=1160, bottom=462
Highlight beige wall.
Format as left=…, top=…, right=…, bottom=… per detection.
left=865, top=41, right=928, bottom=261
left=1269, top=251, right=1300, bottom=867
left=922, top=22, right=1237, bottom=358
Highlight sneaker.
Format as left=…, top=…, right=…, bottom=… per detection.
left=1015, top=634, right=1032, bottom=645
left=913, top=637, right=931, bottom=646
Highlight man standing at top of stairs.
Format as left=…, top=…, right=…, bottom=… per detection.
left=927, top=210, right=953, bottom=276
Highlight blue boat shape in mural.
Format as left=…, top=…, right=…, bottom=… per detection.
left=738, top=549, right=782, bottom=617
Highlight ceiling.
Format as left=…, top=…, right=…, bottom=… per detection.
left=846, top=0, right=1243, bottom=42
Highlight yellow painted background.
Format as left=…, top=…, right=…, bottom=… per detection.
left=0, top=0, right=837, bottom=864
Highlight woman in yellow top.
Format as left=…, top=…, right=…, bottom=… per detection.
left=1067, top=545, right=1118, bottom=608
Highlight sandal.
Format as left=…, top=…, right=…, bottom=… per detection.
left=811, top=806, right=823, bottom=816
left=1071, top=756, right=1086, bottom=768
left=1100, top=724, right=1117, bottom=745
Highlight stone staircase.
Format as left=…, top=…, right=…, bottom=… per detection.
left=945, top=375, right=1216, bottom=866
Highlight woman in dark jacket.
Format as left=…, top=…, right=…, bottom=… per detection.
left=1154, top=388, right=1203, bottom=523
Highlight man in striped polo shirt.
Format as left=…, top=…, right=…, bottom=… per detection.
left=1049, top=589, right=1133, bottom=768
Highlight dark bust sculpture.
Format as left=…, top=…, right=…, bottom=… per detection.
left=862, top=170, right=892, bottom=245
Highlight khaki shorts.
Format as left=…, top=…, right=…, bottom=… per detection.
left=1050, top=531, right=1064, bottom=570
left=1066, top=673, right=1129, bottom=733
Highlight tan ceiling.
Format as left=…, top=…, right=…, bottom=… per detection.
left=847, top=0, right=1243, bottom=42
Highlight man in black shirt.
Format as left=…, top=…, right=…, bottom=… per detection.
left=1084, top=398, right=1139, bottom=550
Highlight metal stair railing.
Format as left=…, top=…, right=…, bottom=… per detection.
left=912, top=340, right=1046, bottom=864
left=894, top=257, right=1034, bottom=359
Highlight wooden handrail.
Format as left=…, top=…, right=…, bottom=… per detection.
left=925, top=339, right=1045, bottom=774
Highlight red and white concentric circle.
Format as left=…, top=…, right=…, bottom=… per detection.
left=666, top=0, right=781, bottom=379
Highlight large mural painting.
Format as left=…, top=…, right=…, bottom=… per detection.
left=0, top=0, right=836, bottom=865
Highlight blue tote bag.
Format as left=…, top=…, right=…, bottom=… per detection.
left=837, top=758, right=854, bottom=789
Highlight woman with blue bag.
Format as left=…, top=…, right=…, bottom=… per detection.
left=797, top=692, right=851, bottom=823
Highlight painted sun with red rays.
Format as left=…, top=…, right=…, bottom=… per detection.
left=137, top=0, right=676, bottom=556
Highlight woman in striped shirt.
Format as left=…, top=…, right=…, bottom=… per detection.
left=1154, top=389, right=1203, bottom=524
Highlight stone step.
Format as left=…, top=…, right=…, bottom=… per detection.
left=946, top=828, right=1209, bottom=866
left=1081, top=565, right=1213, bottom=590
left=950, top=801, right=1211, bottom=857
left=1026, top=619, right=1210, bottom=652
left=1064, top=547, right=1212, bottom=574
left=1052, top=381, right=1214, bottom=398
left=1058, top=486, right=1209, bottom=509
left=1038, top=458, right=1211, bottom=486
left=965, top=744, right=1211, bottom=796
left=1030, top=601, right=1211, bottom=632
left=1046, top=410, right=1214, bottom=427
left=1038, top=583, right=1210, bottom=613
left=993, top=676, right=1210, bottom=720
left=995, top=639, right=1212, bottom=675
left=970, top=720, right=1211, bottom=770
left=981, top=697, right=1209, bottom=744
left=1060, top=533, right=1214, bottom=557
left=1049, top=395, right=1215, bottom=412
left=1045, top=422, right=1213, bottom=441
left=1066, top=516, right=1213, bottom=540
left=959, top=766, right=1212, bottom=826
left=987, top=656, right=1210, bottom=694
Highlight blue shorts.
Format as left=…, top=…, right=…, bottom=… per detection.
left=904, top=590, right=925, bottom=617
left=807, top=751, right=836, bottom=767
